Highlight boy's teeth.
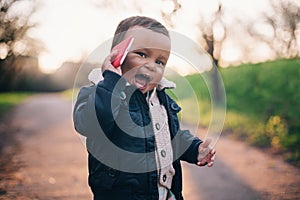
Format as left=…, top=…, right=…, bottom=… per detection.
left=134, top=73, right=151, bottom=89
left=135, top=76, right=147, bottom=88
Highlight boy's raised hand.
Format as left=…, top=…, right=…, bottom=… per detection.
left=197, top=138, right=216, bottom=167
left=101, top=50, right=122, bottom=76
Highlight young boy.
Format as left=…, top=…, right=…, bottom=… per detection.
left=73, top=16, right=215, bottom=200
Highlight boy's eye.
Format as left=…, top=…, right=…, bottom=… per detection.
left=136, top=52, right=146, bottom=58
left=156, top=60, right=165, bottom=67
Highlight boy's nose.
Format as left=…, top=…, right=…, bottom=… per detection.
left=144, top=62, right=156, bottom=72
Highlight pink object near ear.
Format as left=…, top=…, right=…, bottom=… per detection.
left=112, top=36, right=134, bottom=68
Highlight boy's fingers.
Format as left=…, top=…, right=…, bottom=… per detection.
left=197, top=161, right=208, bottom=166
left=210, top=149, right=216, bottom=156
left=207, top=162, right=214, bottom=167
left=104, top=51, right=117, bottom=66
left=101, top=50, right=122, bottom=75
left=110, top=49, right=119, bottom=61
left=210, top=154, right=216, bottom=162
left=198, top=139, right=213, bottom=160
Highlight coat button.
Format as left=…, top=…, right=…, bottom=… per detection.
left=160, top=150, right=166, bottom=157
left=155, top=123, right=160, bottom=130
left=120, top=91, right=126, bottom=100
left=163, top=174, right=167, bottom=182
left=170, top=102, right=180, bottom=111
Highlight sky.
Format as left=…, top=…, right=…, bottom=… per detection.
left=26, top=0, right=273, bottom=74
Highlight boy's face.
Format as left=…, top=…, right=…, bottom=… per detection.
left=121, top=26, right=171, bottom=93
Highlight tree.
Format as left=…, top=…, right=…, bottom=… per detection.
left=197, top=4, right=225, bottom=103
left=0, top=0, right=41, bottom=91
left=161, top=1, right=225, bottom=103
left=248, top=0, right=300, bottom=58
left=160, top=0, right=181, bottom=28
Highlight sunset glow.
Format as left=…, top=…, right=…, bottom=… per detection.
left=28, top=0, right=288, bottom=73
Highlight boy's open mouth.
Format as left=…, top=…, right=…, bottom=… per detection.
left=134, top=73, right=151, bottom=90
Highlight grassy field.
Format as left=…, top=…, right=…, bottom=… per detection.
left=168, top=58, right=300, bottom=166
left=0, top=92, right=32, bottom=119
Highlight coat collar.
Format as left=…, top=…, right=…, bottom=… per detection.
left=157, top=77, right=176, bottom=90
left=88, top=68, right=176, bottom=90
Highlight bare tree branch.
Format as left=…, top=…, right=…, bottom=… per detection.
left=160, top=0, right=181, bottom=28
left=248, top=0, right=300, bottom=58
left=0, top=0, right=42, bottom=91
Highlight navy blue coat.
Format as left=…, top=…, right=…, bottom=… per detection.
left=73, top=70, right=202, bottom=200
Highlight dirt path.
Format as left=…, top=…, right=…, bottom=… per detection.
left=181, top=137, right=300, bottom=200
left=0, top=94, right=299, bottom=200
left=0, top=94, right=91, bottom=200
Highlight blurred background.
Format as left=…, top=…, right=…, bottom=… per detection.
left=0, top=0, right=299, bottom=199
left=1, top=0, right=299, bottom=164
left=0, top=0, right=299, bottom=89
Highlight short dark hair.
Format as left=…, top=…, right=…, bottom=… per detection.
left=111, top=16, right=169, bottom=49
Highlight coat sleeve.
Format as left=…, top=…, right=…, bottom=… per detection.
left=73, top=83, right=98, bottom=137
left=94, top=70, right=127, bottom=134
left=73, top=70, right=126, bottom=137
left=177, top=130, right=202, bottom=164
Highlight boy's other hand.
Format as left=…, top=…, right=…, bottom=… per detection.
left=197, top=138, right=216, bottom=167
left=101, top=50, right=122, bottom=76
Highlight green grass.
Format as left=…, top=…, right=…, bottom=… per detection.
left=60, top=88, right=80, bottom=107
left=168, top=58, right=300, bottom=167
left=0, top=92, right=32, bottom=119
